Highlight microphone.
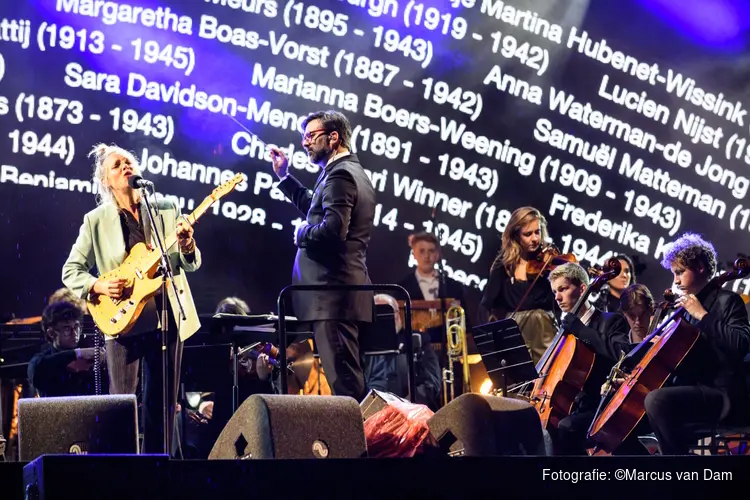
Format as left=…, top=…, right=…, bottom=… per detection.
left=128, top=175, right=154, bottom=190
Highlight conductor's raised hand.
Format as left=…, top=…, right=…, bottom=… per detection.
left=269, top=147, right=289, bottom=179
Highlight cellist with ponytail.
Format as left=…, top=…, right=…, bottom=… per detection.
left=643, top=233, right=750, bottom=455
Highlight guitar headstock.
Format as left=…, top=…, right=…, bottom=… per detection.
left=209, top=173, right=244, bottom=201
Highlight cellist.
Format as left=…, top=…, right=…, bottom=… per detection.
left=545, top=263, right=632, bottom=455
left=643, top=233, right=750, bottom=455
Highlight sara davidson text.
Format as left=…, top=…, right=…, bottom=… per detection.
left=542, top=468, right=733, bottom=482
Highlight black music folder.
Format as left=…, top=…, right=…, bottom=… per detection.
left=472, top=319, right=537, bottom=396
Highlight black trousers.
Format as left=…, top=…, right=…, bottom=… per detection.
left=313, top=320, right=366, bottom=402
left=106, top=312, right=182, bottom=455
left=644, top=385, right=729, bottom=455
left=555, top=411, right=650, bottom=456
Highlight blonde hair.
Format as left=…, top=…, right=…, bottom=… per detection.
left=89, top=143, right=140, bottom=206
left=548, top=263, right=590, bottom=287
left=491, top=206, right=549, bottom=273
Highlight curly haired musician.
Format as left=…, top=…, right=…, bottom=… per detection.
left=479, top=207, right=557, bottom=365
left=545, top=263, right=646, bottom=455
left=28, top=300, right=106, bottom=397
left=643, top=233, right=750, bottom=455
left=62, top=143, right=202, bottom=455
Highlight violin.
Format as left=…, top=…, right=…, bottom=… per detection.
left=235, top=342, right=281, bottom=377
left=526, top=245, right=577, bottom=275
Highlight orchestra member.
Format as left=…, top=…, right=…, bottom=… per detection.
left=48, top=287, right=87, bottom=314
left=398, top=232, right=467, bottom=304
left=215, top=296, right=276, bottom=392
left=28, top=301, right=106, bottom=397
left=269, top=110, right=376, bottom=402
left=594, top=254, right=637, bottom=313
left=643, top=233, right=750, bottom=455
left=62, top=143, right=202, bottom=455
left=479, top=207, right=557, bottom=364
left=620, top=284, right=656, bottom=345
left=545, top=263, right=640, bottom=455
left=214, top=296, right=250, bottom=316
left=363, top=294, right=442, bottom=411
left=197, top=297, right=276, bottom=456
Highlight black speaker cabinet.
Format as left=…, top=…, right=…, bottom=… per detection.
left=427, top=393, right=546, bottom=456
left=208, top=394, right=367, bottom=459
left=17, top=395, right=139, bottom=461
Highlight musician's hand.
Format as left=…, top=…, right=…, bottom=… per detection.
left=676, top=293, right=708, bottom=321
left=94, top=278, right=127, bottom=299
left=199, top=401, right=214, bottom=420
left=600, top=377, right=626, bottom=396
left=256, top=353, right=273, bottom=381
left=78, top=347, right=106, bottom=362
left=176, top=217, right=195, bottom=253
left=294, top=222, right=308, bottom=247
left=561, top=314, right=585, bottom=335
left=269, top=147, right=289, bottom=179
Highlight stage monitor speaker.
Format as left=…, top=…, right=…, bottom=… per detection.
left=427, top=393, right=548, bottom=456
left=17, top=395, right=139, bottom=461
left=208, top=394, right=367, bottom=459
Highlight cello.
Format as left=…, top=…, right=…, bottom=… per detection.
left=587, top=257, right=750, bottom=453
left=530, top=257, right=622, bottom=429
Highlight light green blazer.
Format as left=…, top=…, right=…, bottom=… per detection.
left=62, top=196, right=202, bottom=341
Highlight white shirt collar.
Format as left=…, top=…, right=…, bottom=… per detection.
left=326, top=150, right=351, bottom=167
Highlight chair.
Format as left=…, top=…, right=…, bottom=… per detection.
left=690, top=426, right=750, bottom=455
left=361, top=304, right=404, bottom=398
left=360, top=304, right=401, bottom=356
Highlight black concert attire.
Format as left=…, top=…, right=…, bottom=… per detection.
left=480, top=264, right=557, bottom=365
left=553, top=307, right=650, bottom=455
left=644, top=288, right=750, bottom=455
left=27, top=345, right=102, bottom=397
left=593, top=289, right=623, bottom=313
left=364, top=331, right=442, bottom=411
left=278, top=153, right=376, bottom=402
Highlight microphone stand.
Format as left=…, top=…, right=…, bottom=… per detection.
left=139, top=186, right=187, bottom=456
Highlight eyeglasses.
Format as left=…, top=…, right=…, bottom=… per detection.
left=301, top=128, right=328, bottom=144
left=54, top=323, right=82, bottom=337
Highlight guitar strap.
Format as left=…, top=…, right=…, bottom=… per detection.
left=139, top=197, right=154, bottom=249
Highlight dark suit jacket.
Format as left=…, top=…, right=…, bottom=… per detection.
left=564, top=309, right=630, bottom=413
left=673, top=288, right=750, bottom=420
left=278, top=153, right=376, bottom=322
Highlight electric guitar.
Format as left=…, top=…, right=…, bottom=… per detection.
left=87, top=173, right=244, bottom=337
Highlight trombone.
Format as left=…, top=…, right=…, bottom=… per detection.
left=442, top=304, right=470, bottom=406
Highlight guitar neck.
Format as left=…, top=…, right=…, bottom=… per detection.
left=163, top=196, right=216, bottom=252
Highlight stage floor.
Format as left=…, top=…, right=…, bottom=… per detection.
left=1, top=454, right=748, bottom=498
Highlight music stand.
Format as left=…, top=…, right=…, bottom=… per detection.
left=472, top=318, right=537, bottom=397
